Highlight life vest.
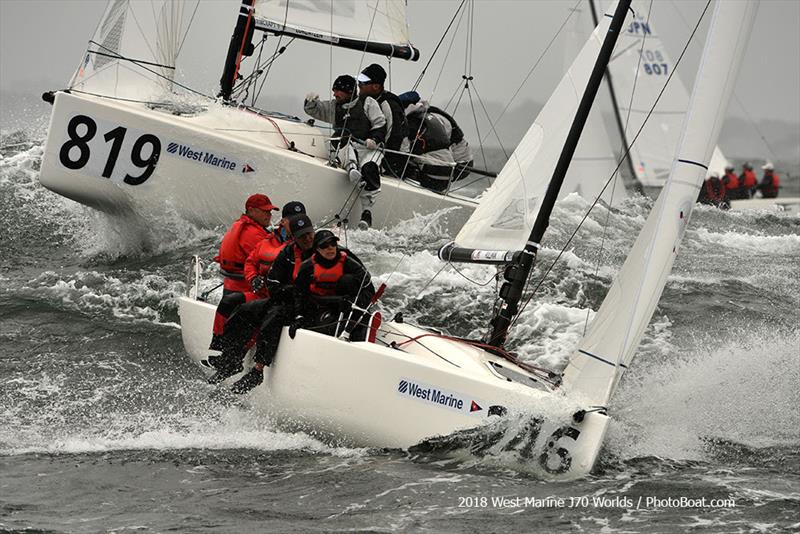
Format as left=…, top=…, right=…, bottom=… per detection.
left=722, top=171, right=739, bottom=191
left=251, top=235, right=285, bottom=277
left=704, top=178, right=725, bottom=202
left=377, top=91, right=408, bottom=150
left=761, top=172, right=780, bottom=198
left=334, top=96, right=372, bottom=147
left=742, top=169, right=758, bottom=188
left=217, top=215, right=266, bottom=279
left=418, top=113, right=452, bottom=153
left=291, top=244, right=304, bottom=281
left=310, top=252, right=347, bottom=297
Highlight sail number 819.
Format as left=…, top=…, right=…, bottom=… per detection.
left=58, top=114, right=161, bottom=185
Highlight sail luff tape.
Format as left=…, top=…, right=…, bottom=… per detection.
left=527, top=241, right=541, bottom=249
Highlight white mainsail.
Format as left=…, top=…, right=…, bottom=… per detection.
left=253, top=0, right=416, bottom=58
left=596, top=0, right=731, bottom=188
left=69, top=0, right=197, bottom=100
left=562, top=0, right=759, bottom=406
left=454, top=2, right=621, bottom=252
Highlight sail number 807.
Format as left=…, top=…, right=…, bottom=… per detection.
left=643, top=63, right=669, bottom=76
left=58, top=114, right=161, bottom=185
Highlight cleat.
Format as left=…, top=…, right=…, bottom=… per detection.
left=231, top=367, right=263, bottom=394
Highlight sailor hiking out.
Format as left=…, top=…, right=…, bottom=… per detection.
left=208, top=213, right=316, bottom=389
left=398, top=90, right=474, bottom=193
left=304, top=74, right=385, bottom=229
left=209, top=194, right=279, bottom=353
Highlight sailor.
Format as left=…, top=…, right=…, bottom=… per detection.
left=739, top=162, right=758, bottom=199
left=208, top=194, right=278, bottom=353
left=721, top=165, right=741, bottom=199
left=210, top=214, right=316, bottom=387
left=244, top=201, right=305, bottom=299
left=399, top=90, right=474, bottom=184
left=698, top=171, right=728, bottom=209
left=757, top=162, right=780, bottom=198
left=304, top=75, right=386, bottom=229
left=357, top=64, right=410, bottom=222
left=290, top=229, right=376, bottom=343
left=398, top=91, right=468, bottom=193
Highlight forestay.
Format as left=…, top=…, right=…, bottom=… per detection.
left=253, top=0, right=419, bottom=60
left=561, top=0, right=759, bottom=407
left=70, top=0, right=197, bottom=100
left=594, top=0, right=731, bottom=188
left=454, top=3, right=618, bottom=251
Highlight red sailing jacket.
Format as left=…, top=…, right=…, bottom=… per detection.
left=244, top=234, right=287, bottom=298
left=722, top=171, right=740, bottom=191
left=215, top=214, right=269, bottom=292
left=310, top=252, right=347, bottom=297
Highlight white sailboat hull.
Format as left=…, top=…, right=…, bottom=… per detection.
left=177, top=294, right=609, bottom=478
left=40, top=91, right=476, bottom=231
left=729, top=196, right=800, bottom=214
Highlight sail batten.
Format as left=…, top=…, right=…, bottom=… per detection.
left=562, top=0, right=759, bottom=406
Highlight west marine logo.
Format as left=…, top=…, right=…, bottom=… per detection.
left=396, top=378, right=483, bottom=414
left=164, top=141, right=240, bottom=173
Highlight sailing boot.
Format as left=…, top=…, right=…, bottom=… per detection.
left=230, top=367, right=263, bottom=394
left=358, top=209, right=372, bottom=230
left=207, top=361, right=243, bottom=384
left=347, top=162, right=362, bottom=183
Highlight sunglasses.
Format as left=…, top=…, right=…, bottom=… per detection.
left=317, top=241, right=337, bottom=250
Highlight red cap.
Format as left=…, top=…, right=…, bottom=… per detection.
left=245, top=193, right=278, bottom=212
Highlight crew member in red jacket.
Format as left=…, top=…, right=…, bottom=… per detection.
left=722, top=165, right=741, bottom=199
left=209, top=215, right=316, bottom=387
left=739, top=162, right=758, bottom=199
left=758, top=162, right=780, bottom=198
left=209, top=194, right=278, bottom=352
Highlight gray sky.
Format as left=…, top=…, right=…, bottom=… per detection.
left=1, top=0, right=798, bottom=145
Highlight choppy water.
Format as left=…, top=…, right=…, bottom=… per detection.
left=1, top=127, right=799, bottom=533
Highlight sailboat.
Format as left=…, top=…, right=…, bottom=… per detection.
left=591, top=0, right=731, bottom=194
left=36, top=0, right=480, bottom=232
left=178, top=0, right=757, bottom=478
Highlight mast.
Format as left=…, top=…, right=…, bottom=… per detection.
left=219, top=0, right=257, bottom=102
left=588, top=0, right=640, bottom=191
left=487, top=0, right=632, bottom=347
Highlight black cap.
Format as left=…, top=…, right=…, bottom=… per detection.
left=313, top=229, right=339, bottom=249
left=289, top=214, right=314, bottom=238
left=332, top=74, right=356, bottom=93
left=358, top=64, right=386, bottom=85
left=282, top=200, right=306, bottom=218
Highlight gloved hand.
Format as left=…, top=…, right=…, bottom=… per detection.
left=288, top=316, right=305, bottom=339
left=305, top=92, right=319, bottom=102
left=364, top=138, right=378, bottom=150
left=250, top=276, right=266, bottom=293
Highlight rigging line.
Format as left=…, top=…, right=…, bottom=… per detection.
left=448, top=262, right=498, bottom=287
left=235, top=35, right=266, bottom=100
left=732, top=94, right=780, bottom=162
left=464, top=84, right=489, bottom=171
left=253, top=0, right=291, bottom=105
left=467, top=80, right=506, bottom=168
left=508, top=0, right=713, bottom=334
left=83, top=40, right=214, bottom=100
left=584, top=0, right=653, bottom=336
left=412, top=0, right=467, bottom=90
left=430, top=6, right=469, bottom=105
left=128, top=3, right=159, bottom=64
left=479, top=0, right=582, bottom=147
left=412, top=262, right=450, bottom=302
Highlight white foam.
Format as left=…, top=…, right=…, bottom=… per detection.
left=693, top=227, right=800, bottom=254
left=607, top=330, right=800, bottom=459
